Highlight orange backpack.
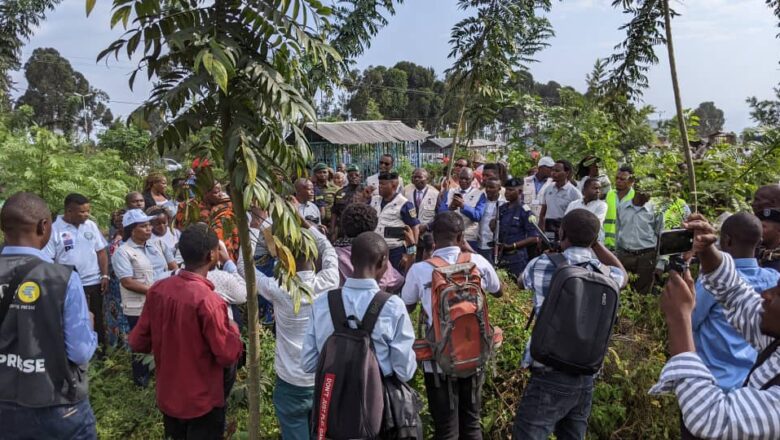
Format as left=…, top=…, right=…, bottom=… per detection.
left=413, top=253, right=503, bottom=377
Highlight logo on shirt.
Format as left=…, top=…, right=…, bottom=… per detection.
left=84, top=231, right=94, bottom=240
left=17, top=281, right=40, bottom=304
left=61, top=232, right=74, bottom=252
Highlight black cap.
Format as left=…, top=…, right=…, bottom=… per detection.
left=378, top=172, right=399, bottom=181
left=758, top=208, right=780, bottom=224
left=504, top=177, right=523, bottom=188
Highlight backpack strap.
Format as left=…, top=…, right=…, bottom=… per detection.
left=327, top=289, right=349, bottom=333
left=547, top=253, right=568, bottom=268
left=425, top=256, right=449, bottom=269
left=456, top=252, right=472, bottom=264
left=360, top=291, right=393, bottom=335
left=0, top=258, right=44, bottom=328
left=744, top=338, right=780, bottom=389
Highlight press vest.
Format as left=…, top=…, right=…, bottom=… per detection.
left=523, top=175, right=552, bottom=218
left=605, top=188, right=635, bottom=248
left=404, top=184, right=439, bottom=225
left=0, top=255, right=89, bottom=407
left=371, top=194, right=410, bottom=249
left=447, top=188, right=485, bottom=242
left=116, top=241, right=155, bottom=317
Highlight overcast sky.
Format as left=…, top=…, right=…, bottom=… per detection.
left=10, top=0, right=780, bottom=132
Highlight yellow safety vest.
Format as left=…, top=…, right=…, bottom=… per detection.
left=604, top=188, right=635, bottom=248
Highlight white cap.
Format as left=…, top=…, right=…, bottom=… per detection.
left=122, top=209, right=156, bottom=228
left=538, top=156, right=555, bottom=168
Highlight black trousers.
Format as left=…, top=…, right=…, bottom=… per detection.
left=424, top=372, right=483, bottom=440
left=163, top=406, right=225, bottom=440
left=82, top=284, right=105, bottom=348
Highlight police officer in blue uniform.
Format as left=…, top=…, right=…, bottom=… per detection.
left=493, top=178, right=540, bottom=281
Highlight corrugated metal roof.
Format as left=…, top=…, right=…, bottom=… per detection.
left=422, top=138, right=506, bottom=150
left=304, top=120, right=428, bottom=145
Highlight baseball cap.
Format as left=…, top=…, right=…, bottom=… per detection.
left=312, top=162, right=328, bottom=172
left=758, top=208, right=780, bottom=224
left=346, top=164, right=359, bottom=172
left=582, top=156, right=601, bottom=167
left=538, top=156, right=555, bottom=168
left=122, top=209, right=156, bottom=228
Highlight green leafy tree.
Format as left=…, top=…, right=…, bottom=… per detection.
left=97, top=120, right=153, bottom=166
left=0, top=123, right=135, bottom=226
left=693, top=101, right=725, bottom=137
left=444, top=0, right=553, bottom=176
left=365, top=97, right=383, bottom=119
left=16, top=48, right=113, bottom=138
left=0, top=0, right=63, bottom=107
left=747, top=86, right=780, bottom=127
left=90, top=0, right=401, bottom=435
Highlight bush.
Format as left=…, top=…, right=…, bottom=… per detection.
left=90, top=273, right=679, bottom=439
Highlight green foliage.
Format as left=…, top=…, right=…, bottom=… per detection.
left=16, top=47, right=112, bottom=137
left=89, top=273, right=679, bottom=439
left=395, top=156, right=413, bottom=183
left=0, top=122, right=136, bottom=227
left=693, top=101, right=725, bottom=138
left=746, top=86, right=780, bottom=127
left=0, top=0, right=63, bottom=103
left=98, top=120, right=153, bottom=166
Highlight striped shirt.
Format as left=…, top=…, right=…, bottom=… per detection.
left=650, top=253, right=780, bottom=439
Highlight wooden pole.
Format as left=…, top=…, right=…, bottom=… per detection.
left=662, top=0, right=698, bottom=212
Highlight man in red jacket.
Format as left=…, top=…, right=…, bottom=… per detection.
left=129, top=224, right=243, bottom=440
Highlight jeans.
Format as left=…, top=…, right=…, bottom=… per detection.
left=424, top=372, right=483, bottom=440
left=0, top=398, right=97, bottom=440
left=83, top=284, right=105, bottom=349
left=511, top=369, right=595, bottom=440
left=163, top=406, right=225, bottom=440
left=273, top=376, right=314, bottom=440
left=125, top=315, right=151, bottom=387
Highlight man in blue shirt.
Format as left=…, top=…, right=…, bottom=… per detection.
left=438, top=167, right=487, bottom=250
left=0, top=192, right=97, bottom=439
left=301, top=231, right=416, bottom=382
left=513, top=209, right=627, bottom=439
left=692, top=212, right=779, bottom=391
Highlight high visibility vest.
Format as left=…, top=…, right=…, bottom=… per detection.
left=605, top=188, right=635, bottom=248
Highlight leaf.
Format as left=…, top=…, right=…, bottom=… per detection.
left=86, top=0, right=97, bottom=16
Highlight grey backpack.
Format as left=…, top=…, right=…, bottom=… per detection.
left=527, top=253, right=620, bottom=375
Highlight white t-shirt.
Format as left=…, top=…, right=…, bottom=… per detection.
left=401, top=246, right=501, bottom=372
left=44, top=216, right=107, bottom=286
left=150, top=228, right=180, bottom=254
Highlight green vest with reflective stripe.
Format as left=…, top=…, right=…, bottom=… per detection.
left=605, top=188, right=635, bottom=248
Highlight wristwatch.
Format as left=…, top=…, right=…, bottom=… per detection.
left=100, top=275, right=110, bottom=280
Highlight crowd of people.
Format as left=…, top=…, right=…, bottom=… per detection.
left=0, top=151, right=779, bottom=440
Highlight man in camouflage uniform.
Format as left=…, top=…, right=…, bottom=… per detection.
left=312, top=163, right=338, bottom=230
left=330, top=165, right=369, bottom=238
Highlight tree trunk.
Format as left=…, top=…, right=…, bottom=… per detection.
left=230, top=185, right=262, bottom=438
left=445, top=101, right=467, bottom=187
left=662, top=0, right=697, bottom=211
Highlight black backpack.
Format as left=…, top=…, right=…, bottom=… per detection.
left=527, top=253, right=620, bottom=375
left=312, top=289, right=392, bottom=440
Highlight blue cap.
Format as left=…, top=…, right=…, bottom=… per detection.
left=122, top=209, right=156, bottom=228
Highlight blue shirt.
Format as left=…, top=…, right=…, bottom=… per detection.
left=692, top=257, right=779, bottom=391
left=1, top=246, right=97, bottom=365
left=498, top=202, right=539, bottom=270
left=437, top=190, right=487, bottom=222
left=300, top=277, right=417, bottom=382
left=533, top=175, right=545, bottom=194
left=521, top=247, right=626, bottom=368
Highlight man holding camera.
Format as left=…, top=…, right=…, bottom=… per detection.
left=370, top=172, right=420, bottom=273
left=652, top=213, right=780, bottom=438
left=437, top=167, right=486, bottom=251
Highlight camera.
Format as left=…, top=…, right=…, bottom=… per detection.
left=657, top=229, right=694, bottom=273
